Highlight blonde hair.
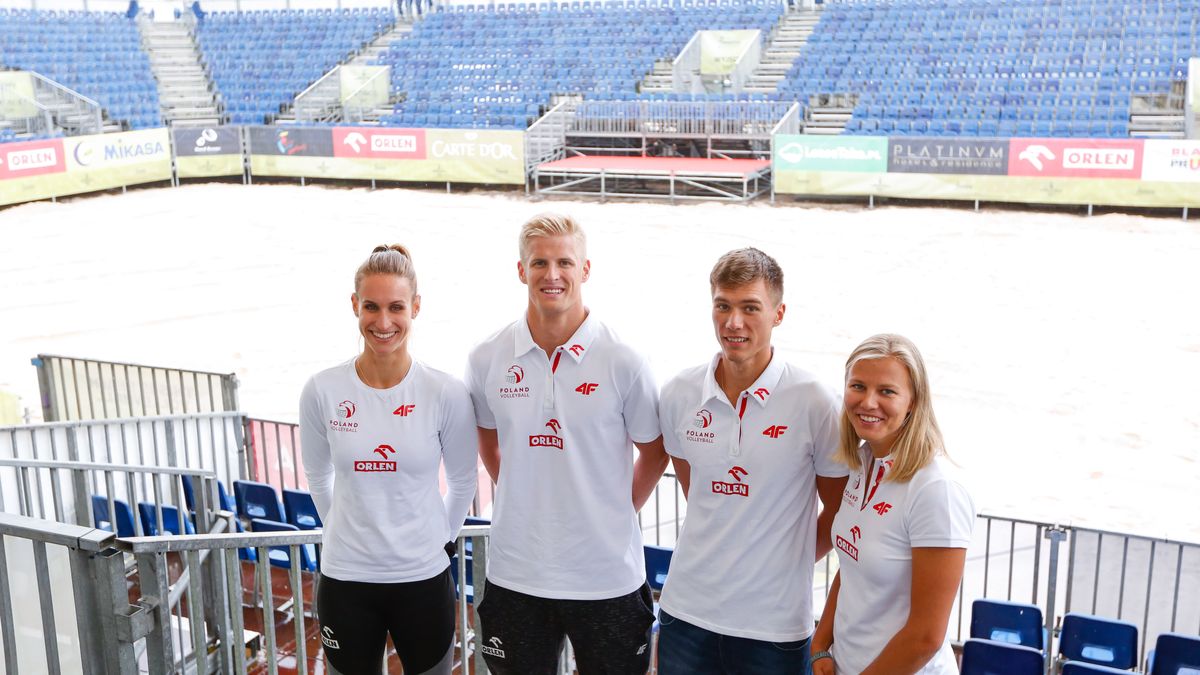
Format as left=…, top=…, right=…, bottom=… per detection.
left=518, top=212, right=587, bottom=261
left=835, top=334, right=946, bottom=483
left=709, top=247, right=783, bottom=305
left=354, top=244, right=417, bottom=296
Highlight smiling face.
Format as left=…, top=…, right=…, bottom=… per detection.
left=351, top=274, right=419, bottom=360
left=844, top=356, right=914, bottom=456
left=518, top=234, right=589, bottom=319
left=711, top=279, right=784, bottom=370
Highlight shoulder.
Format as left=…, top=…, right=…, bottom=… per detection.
left=662, top=363, right=708, bottom=401
left=776, top=363, right=840, bottom=414
left=304, top=359, right=355, bottom=394
left=906, top=457, right=973, bottom=506
left=468, top=321, right=518, bottom=363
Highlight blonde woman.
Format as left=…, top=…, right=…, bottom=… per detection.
left=810, top=334, right=973, bottom=675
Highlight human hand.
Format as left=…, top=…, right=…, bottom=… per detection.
left=812, top=654, right=836, bottom=675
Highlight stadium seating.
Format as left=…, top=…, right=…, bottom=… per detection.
left=961, top=638, right=1045, bottom=675
left=970, top=598, right=1045, bottom=650
left=233, top=479, right=286, bottom=523
left=1059, top=612, right=1140, bottom=670
left=91, top=494, right=138, bottom=537
left=1148, top=632, right=1200, bottom=675
left=195, top=8, right=393, bottom=125
left=250, top=517, right=318, bottom=572
left=137, top=501, right=196, bottom=536
left=282, top=489, right=321, bottom=530
left=376, top=0, right=783, bottom=129
left=778, top=0, right=1199, bottom=137
left=0, top=8, right=160, bottom=129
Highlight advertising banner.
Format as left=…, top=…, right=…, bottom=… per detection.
left=888, top=137, right=1009, bottom=175
left=0, top=138, right=66, bottom=181
left=1008, top=138, right=1144, bottom=179
left=0, top=71, right=37, bottom=118
left=247, top=126, right=335, bottom=158
left=250, top=127, right=524, bottom=185
left=340, top=66, right=390, bottom=109
left=173, top=127, right=243, bottom=178
left=1141, top=140, right=1200, bottom=183
left=2, top=129, right=170, bottom=206
left=699, top=30, right=759, bottom=75
left=773, top=135, right=887, bottom=173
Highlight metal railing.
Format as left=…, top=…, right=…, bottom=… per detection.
left=293, top=67, right=344, bottom=124
left=245, top=417, right=305, bottom=491
left=0, top=80, right=55, bottom=137
left=571, top=100, right=795, bottom=138
left=728, top=31, right=763, bottom=92
left=342, top=66, right=392, bottom=124
left=525, top=99, right=576, bottom=183
left=32, top=354, right=239, bottom=422
left=671, top=32, right=703, bottom=94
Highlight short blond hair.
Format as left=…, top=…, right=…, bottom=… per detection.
left=518, top=212, right=587, bottom=262
left=354, top=244, right=417, bottom=296
left=710, top=248, right=783, bottom=305
left=835, top=334, right=946, bottom=483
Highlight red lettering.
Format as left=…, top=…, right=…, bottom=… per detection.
left=836, top=535, right=859, bottom=561
left=762, top=425, right=788, bottom=439
left=575, top=383, right=599, bottom=395
left=711, top=481, right=750, bottom=496
left=529, top=435, right=564, bottom=449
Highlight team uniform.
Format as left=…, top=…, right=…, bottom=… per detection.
left=656, top=352, right=847, bottom=674
left=828, top=448, right=974, bottom=675
left=466, top=312, right=660, bottom=675
left=299, top=359, right=478, bottom=675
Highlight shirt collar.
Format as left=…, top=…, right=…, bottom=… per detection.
left=699, top=348, right=786, bottom=409
left=514, top=310, right=598, bottom=364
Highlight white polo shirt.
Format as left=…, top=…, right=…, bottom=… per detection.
left=830, top=448, right=974, bottom=674
left=299, top=359, right=478, bottom=584
left=658, top=352, right=846, bottom=642
left=466, top=312, right=661, bottom=600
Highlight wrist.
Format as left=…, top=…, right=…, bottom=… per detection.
left=811, top=649, right=833, bottom=662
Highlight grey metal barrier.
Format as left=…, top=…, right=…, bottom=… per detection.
left=0, top=511, right=126, bottom=675
left=638, top=471, right=684, bottom=548
left=245, top=417, right=306, bottom=491
left=570, top=101, right=797, bottom=138
left=0, top=413, right=246, bottom=508
left=32, top=354, right=239, bottom=423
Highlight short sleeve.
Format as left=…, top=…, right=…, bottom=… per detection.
left=811, top=383, right=850, bottom=479
left=658, top=377, right=688, bottom=460
left=465, top=346, right=497, bottom=430
left=906, top=477, right=975, bottom=549
left=622, top=356, right=661, bottom=444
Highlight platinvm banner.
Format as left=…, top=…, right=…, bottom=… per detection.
left=887, top=138, right=1009, bottom=175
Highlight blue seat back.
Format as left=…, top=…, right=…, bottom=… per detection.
left=233, top=480, right=285, bottom=522
left=137, top=502, right=196, bottom=537
left=282, top=489, right=322, bottom=529
left=644, top=544, right=673, bottom=592
left=961, top=638, right=1045, bottom=675
left=1060, top=613, right=1139, bottom=670
left=971, top=598, right=1045, bottom=649
left=1150, top=633, right=1200, bottom=675
left=91, top=495, right=137, bottom=537
left=1063, top=661, right=1135, bottom=674
left=249, top=518, right=316, bottom=572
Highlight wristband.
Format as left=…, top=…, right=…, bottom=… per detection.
left=811, top=650, right=833, bottom=663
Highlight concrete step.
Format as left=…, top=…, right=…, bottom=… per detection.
left=803, top=126, right=843, bottom=135
left=169, top=117, right=224, bottom=128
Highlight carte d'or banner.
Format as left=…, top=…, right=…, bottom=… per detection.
left=773, top=134, right=1200, bottom=208
left=249, top=126, right=524, bottom=185
left=1, top=128, right=170, bottom=206
left=173, top=127, right=243, bottom=178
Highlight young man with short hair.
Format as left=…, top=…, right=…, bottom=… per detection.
left=466, top=213, right=669, bottom=675
left=656, top=247, right=849, bottom=674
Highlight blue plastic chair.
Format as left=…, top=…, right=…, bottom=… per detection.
left=1059, top=613, right=1139, bottom=670
left=961, top=638, right=1045, bottom=675
left=91, top=495, right=138, bottom=537
left=233, top=480, right=285, bottom=522
left=970, top=598, right=1045, bottom=650
left=644, top=545, right=673, bottom=592
left=137, top=502, right=196, bottom=536
left=281, top=489, right=322, bottom=529
left=1062, top=662, right=1133, bottom=675
left=249, top=518, right=317, bottom=572
left=1148, top=632, right=1200, bottom=675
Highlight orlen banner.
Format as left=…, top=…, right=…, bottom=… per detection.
left=249, top=126, right=523, bottom=185
left=0, top=137, right=67, bottom=206
left=173, top=127, right=243, bottom=178
left=1007, top=138, right=1144, bottom=179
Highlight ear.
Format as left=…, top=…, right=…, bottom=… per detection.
left=411, top=294, right=422, bottom=319
left=773, top=302, right=786, bottom=326
left=517, top=260, right=528, bottom=285
left=350, top=293, right=360, bottom=316
left=582, top=259, right=591, bottom=282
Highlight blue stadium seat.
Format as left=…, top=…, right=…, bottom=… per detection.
left=1059, top=613, right=1139, bottom=670
left=137, top=502, right=196, bottom=537
left=249, top=518, right=317, bottom=572
left=1147, top=632, right=1200, bottom=675
left=91, top=495, right=138, bottom=537
left=961, top=638, right=1044, bottom=675
left=970, top=599, right=1045, bottom=650
left=233, top=480, right=285, bottom=523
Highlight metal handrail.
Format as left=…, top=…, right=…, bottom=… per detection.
left=0, top=410, right=244, bottom=433
left=0, top=510, right=114, bottom=551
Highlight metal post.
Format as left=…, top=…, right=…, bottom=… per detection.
left=33, top=357, right=60, bottom=422
left=93, top=547, right=140, bottom=674
left=136, top=551, right=175, bottom=673
left=1043, top=526, right=1067, bottom=675
left=472, top=536, right=489, bottom=675
left=68, top=548, right=104, bottom=675
left=67, top=434, right=90, bottom=528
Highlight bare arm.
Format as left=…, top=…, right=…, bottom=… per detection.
left=477, top=426, right=500, bottom=484
left=814, top=475, right=849, bottom=561
left=632, top=435, right=669, bottom=511
left=671, top=456, right=691, bottom=500
left=811, top=572, right=841, bottom=675
left=859, top=547, right=967, bottom=675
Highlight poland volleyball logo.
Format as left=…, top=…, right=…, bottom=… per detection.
left=337, top=400, right=356, bottom=418
left=506, top=365, right=524, bottom=384
left=694, top=409, right=713, bottom=429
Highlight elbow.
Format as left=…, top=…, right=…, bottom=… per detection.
left=908, top=628, right=946, bottom=661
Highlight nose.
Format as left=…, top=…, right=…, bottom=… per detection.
left=725, top=309, right=745, bottom=330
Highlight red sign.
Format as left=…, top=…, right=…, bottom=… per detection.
left=1008, top=139, right=1144, bottom=179
left=332, top=128, right=426, bottom=159
left=0, top=139, right=66, bottom=180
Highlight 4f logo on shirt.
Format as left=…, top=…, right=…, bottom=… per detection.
left=355, top=444, right=397, bottom=472
left=752, top=387, right=770, bottom=401
left=482, top=637, right=506, bottom=658
left=873, top=501, right=893, bottom=516
left=529, top=419, right=564, bottom=450
left=712, top=465, right=749, bottom=497
left=575, top=382, right=599, bottom=395
left=393, top=404, right=416, bottom=416
left=762, top=425, right=788, bottom=439
left=568, top=343, right=585, bottom=356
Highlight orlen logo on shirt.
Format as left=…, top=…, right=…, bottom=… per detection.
left=836, top=534, right=859, bottom=561
left=329, top=400, right=359, bottom=432
left=529, top=419, right=564, bottom=450
left=354, top=444, right=397, bottom=472
left=711, top=465, right=749, bottom=497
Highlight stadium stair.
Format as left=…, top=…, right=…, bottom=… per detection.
left=743, top=7, right=820, bottom=94
left=139, top=16, right=222, bottom=127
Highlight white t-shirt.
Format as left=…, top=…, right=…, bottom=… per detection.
left=466, top=312, right=661, bottom=600
left=658, top=352, right=846, bottom=642
left=830, top=449, right=974, bottom=675
left=299, top=359, right=478, bottom=584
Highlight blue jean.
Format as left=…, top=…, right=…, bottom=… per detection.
left=657, top=610, right=812, bottom=675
